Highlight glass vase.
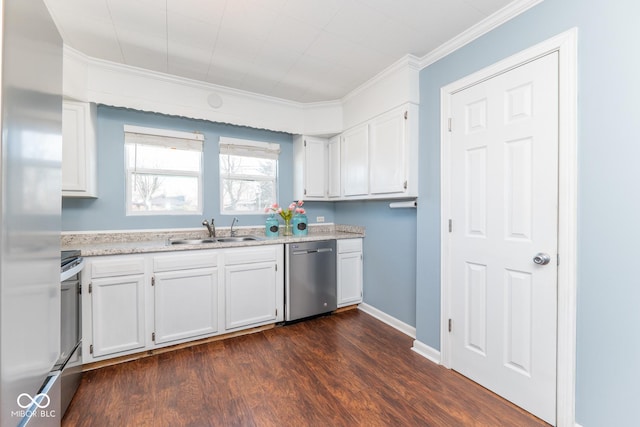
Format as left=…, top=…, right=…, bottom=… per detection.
left=282, top=219, right=292, bottom=236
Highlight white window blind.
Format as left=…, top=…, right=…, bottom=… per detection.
left=124, top=125, right=204, bottom=215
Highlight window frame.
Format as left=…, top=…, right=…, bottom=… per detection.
left=124, top=125, right=204, bottom=216
left=219, top=136, right=280, bottom=215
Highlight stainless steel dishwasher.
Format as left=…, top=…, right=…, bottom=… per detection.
left=285, top=240, right=337, bottom=322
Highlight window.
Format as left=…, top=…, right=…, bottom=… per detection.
left=124, top=125, right=203, bottom=215
left=219, top=137, right=279, bottom=214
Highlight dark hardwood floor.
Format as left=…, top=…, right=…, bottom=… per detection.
left=62, top=310, right=549, bottom=427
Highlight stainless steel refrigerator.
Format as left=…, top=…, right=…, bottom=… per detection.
left=0, top=1, right=63, bottom=426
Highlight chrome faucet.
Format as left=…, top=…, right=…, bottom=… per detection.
left=202, top=218, right=216, bottom=238
left=230, top=217, right=239, bottom=236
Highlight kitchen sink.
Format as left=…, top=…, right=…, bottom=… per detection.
left=168, top=236, right=262, bottom=245
left=169, top=238, right=216, bottom=245
left=215, top=236, right=261, bottom=242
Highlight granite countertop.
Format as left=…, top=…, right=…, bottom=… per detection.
left=62, top=224, right=365, bottom=257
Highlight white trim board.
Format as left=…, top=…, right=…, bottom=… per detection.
left=438, top=28, right=578, bottom=427
left=411, top=340, right=441, bottom=365
left=358, top=303, right=416, bottom=339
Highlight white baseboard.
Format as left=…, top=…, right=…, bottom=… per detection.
left=358, top=303, right=416, bottom=338
left=411, top=339, right=441, bottom=365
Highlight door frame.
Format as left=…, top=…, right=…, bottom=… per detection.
left=440, top=28, right=578, bottom=426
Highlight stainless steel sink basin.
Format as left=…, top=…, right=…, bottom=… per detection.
left=215, top=236, right=261, bottom=242
left=169, top=238, right=216, bottom=245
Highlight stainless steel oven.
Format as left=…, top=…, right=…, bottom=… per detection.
left=56, top=250, right=84, bottom=415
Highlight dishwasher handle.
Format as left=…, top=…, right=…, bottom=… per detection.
left=292, top=247, right=334, bottom=255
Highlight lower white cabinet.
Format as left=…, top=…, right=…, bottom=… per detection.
left=337, top=239, right=363, bottom=307
left=152, top=251, right=220, bottom=345
left=82, top=245, right=284, bottom=363
left=87, top=257, right=146, bottom=358
left=154, top=267, right=219, bottom=344
left=224, top=246, right=282, bottom=330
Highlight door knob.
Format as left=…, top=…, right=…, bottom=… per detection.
left=533, top=253, right=551, bottom=265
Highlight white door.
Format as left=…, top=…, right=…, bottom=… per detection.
left=448, top=52, right=558, bottom=424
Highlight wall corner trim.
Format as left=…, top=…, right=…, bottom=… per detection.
left=358, top=303, right=416, bottom=339
left=411, top=340, right=441, bottom=365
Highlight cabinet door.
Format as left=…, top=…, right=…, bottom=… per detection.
left=337, top=252, right=363, bottom=307
left=154, top=267, right=218, bottom=344
left=327, top=135, right=341, bottom=198
left=304, top=137, right=327, bottom=198
left=62, top=101, right=97, bottom=197
left=225, top=262, right=277, bottom=330
left=341, top=124, right=369, bottom=196
left=91, top=274, right=146, bottom=357
left=369, top=108, right=407, bottom=194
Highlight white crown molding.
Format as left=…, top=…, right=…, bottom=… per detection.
left=418, top=0, right=545, bottom=69
left=342, top=54, right=421, bottom=103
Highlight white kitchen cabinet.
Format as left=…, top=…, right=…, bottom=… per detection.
left=82, top=244, right=285, bottom=363
left=327, top=135, right=341, bottom=198
left=62, top=100, right=97, bottom=198
left=293, top=135, right=328, bottom=200
left=224, top=246, right=283, bottom=330
left=337, top=239, right=363, bottom=307
left=369, top=106, right=408, bottom=195
left=88, top=257, right=146, bottom=358
left=341, top=124, right=369, bottom=197
left=152, top=251, right=220, bottom=345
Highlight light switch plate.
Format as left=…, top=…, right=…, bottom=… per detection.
left=316, top=216, right=325, bottom=223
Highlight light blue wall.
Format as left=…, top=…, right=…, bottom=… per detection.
left=416, top=0, right=640, bottom=425
left=62, top=106, right=335, bottom=231
left=335, top=200, right=417, bottom=326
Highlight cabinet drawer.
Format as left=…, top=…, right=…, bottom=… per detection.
left=91, top=257, right=145, bottom=278
left=224, top=246, right=279, bottom=266
left=337, top=238, right=362, bottom=254
left=153, top=250, right=218, bottom=272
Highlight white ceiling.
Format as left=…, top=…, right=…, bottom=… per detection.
left=44, top=0, right=513, bottom=103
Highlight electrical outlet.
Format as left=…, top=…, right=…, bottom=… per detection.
left=316, top=216, right=325, bottom=223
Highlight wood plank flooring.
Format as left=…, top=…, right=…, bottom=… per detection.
left=62, top=310, right=549, bottom=427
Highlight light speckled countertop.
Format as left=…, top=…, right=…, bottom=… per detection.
left=62, top=224, right=365, bottom=257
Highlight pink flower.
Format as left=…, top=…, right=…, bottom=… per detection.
left=276, top=208, right=283, bottom=214
left=288, top=203, right=296, bottom=211
left=297, top=200, right=304, bottom=207
left=271, top=203, right=279, bottom=209
left=296, top=208, right=306, bottom=214
left=264, top=206, right=270, bottom=213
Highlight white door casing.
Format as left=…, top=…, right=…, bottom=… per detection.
left=440, top=29, right=578, bottom=427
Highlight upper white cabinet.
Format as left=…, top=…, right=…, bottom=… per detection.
left=369, top=106, right=408, bottom=195
left=293, top=135, right=328, bottom=200
left=341, top=124, right=369, bottom=197
left=327, top=135, right=341, bottom=198
left=62, top=100, right=97, bottom=198
left=346, top=103, right=418, bottom=199
left=293, top=103, right=418, bottom=201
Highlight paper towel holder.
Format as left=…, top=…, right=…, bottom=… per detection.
left=389, top=200, right=417, bottom=209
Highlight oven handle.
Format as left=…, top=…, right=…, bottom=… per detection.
left=61, top=258, right=85, bottom=282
